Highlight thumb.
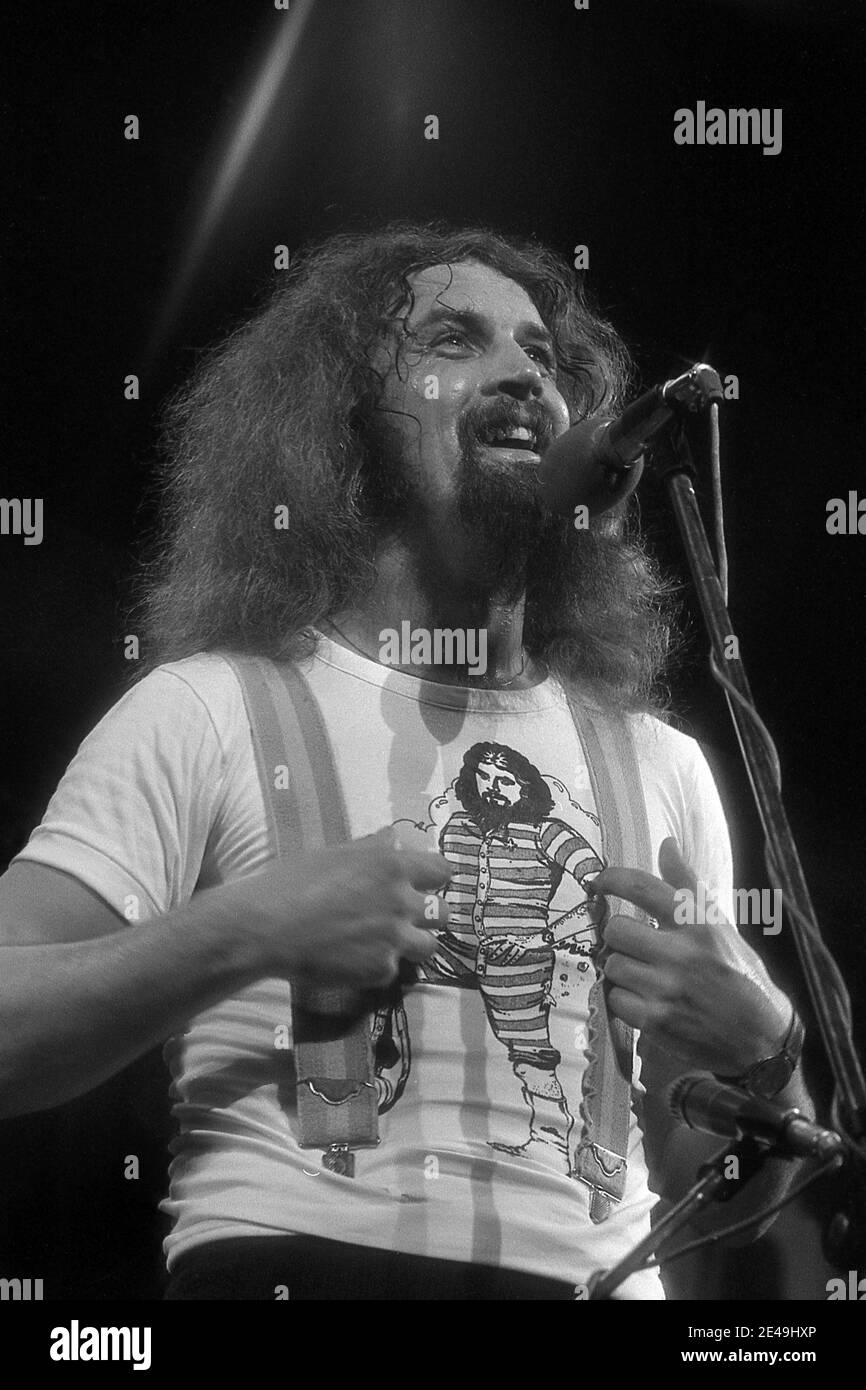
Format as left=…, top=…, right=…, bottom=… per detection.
left=658, top=837, right=699, bottom=893
left=357, top=824, right=404, bottom=850
left=378, top=823, right=403, bottom=850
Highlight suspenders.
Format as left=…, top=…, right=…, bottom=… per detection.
left=223, top=651, right=652, bottom=1219
left=563, top=689, right=653, bottom=1223
left=222, top=655, right=378, bottom=1176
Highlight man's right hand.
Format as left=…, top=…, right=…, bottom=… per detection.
left=223, top=827, right=452, bottom=989
left=0, top=831, right=451, bottom=1117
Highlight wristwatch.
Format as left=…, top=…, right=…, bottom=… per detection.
left=716, top=1006, right=805, bottom=1100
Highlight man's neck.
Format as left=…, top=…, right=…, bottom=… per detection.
left=323, top=538, right=544, bottom=690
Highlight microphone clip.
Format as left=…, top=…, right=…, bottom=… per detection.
left=696, top=1134, right=772, bottom=1203
left=661, top=363, right=724, bottom=413
left=642, top=365, right=725, bottom=486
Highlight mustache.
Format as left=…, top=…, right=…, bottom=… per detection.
left=458, top=398, right=559, bottom=454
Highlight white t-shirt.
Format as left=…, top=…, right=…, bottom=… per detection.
left=14, top=634, right=733, bottom=1299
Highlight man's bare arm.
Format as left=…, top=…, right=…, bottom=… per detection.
left=591, top=839, right=822, bottom=1244
left=0, top=840, right=449, bottom=1118
left=640, top=1037, right=815, bottom=1243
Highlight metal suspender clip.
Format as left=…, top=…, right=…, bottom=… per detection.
left=322, top=1144, right=355, bottom=1177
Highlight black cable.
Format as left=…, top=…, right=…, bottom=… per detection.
left=704, top=428, right=864, bottom=1158
left=709, top=613, right=861, bottom=1154
left=709, top=402, right=728, bottom=604
left=642, top=1153, right=844, bottom=1272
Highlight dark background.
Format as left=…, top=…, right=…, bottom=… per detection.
left=1, top=0, right=862, bottom=1300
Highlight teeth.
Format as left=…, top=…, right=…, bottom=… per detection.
left=488, top=426, right=536, bottom=445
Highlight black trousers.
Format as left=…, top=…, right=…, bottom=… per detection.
left=164, top=1234, right=576, bottom=1300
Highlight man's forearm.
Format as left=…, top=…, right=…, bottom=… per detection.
left=659, top=1065, right=816, bottom=1245
left=0, top=886, right=263, bottom=1119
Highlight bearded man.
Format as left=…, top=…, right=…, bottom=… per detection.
left=0, top=224, right=810, bottom=1300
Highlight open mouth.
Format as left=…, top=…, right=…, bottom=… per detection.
left=478, top=424, right=541, bottom=454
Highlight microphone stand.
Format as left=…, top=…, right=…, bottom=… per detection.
left=586, top=1137, right=770, bottom=1300
left=635, top=370, right=866, bottom=1265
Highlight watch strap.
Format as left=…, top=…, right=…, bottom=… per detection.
left=717, top=1005, right=804, bottom=1098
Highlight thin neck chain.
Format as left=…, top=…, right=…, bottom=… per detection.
left=495, top=650, right=527, bottom=687
left=323, top=621, right=533, bottom=689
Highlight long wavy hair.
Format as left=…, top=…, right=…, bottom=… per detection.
left=132, top=222, right=678, bottom=710
left=454, top=743, right=555, bottom=828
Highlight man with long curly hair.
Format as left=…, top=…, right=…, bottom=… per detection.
left=0, top=224, right=809, bottom=1300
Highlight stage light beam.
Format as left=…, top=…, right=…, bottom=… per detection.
left=146, top=0, right=316, bottom=364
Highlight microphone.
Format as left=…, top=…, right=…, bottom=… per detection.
left=668, top=1072, right=845, bottom=1161
left=538, top=364, right=723, bottom=518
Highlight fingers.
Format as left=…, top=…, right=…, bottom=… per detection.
left=389, top=884, right=447, bottom=969
left=394, top=880, right=448, bottom=930
left=604, top=914, right=679, bottom=965
left=362, top=825, right=401, bottom=847
left=592, top=841, right=700, bottom=931
left=398, top=923, right=440, bottom=964
left=605, top=985, right=648, bottom=1031
left=603, top=949, right=667, bottom=997
left=591, top=866, right=677, bottom=922
left=352, top=918, right=437, bottom=986
left=356, top=825, right=453, bottom=891
left=402, top=850, right=453, bottom=891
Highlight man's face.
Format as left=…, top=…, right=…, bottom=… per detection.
left=476, top=759, right=523, bottom=808
left=369, top=260, right=572, bottom=592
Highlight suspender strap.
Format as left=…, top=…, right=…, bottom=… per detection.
left=564, top=689, right=654, bottom=1223
left=222, top=654, right=378, bottom=1169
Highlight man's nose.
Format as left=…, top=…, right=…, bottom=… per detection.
left=480, top=351, right=545, bottom=402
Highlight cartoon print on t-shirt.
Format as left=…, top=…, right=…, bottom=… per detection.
left=375, top=740, right=605, bottom=1176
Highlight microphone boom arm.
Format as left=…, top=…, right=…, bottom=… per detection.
left=586, top=1136, right=770, bottom=1299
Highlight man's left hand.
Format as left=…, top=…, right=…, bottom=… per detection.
left=592, top=837, right=792, bottom=1075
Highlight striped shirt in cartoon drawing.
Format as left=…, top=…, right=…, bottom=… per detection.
left=417, top=740, right=604, bottom=1174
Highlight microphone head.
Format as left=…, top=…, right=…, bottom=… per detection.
left=538, top=418, right=645, bottom=519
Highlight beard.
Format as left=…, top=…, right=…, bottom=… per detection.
left=473, top=794, right=521, bottom=837
left=361, top=396, right=575, bottom=602
left=453, top=404, right=571, bottom=602
left=454, top=449, right=552, bottom=601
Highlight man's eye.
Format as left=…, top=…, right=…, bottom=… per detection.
left=524, top=345, right=556, bottom=370
left=435, top=330, right=470, bottom=349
